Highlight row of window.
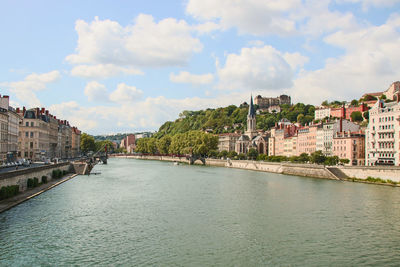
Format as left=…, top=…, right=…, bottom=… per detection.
left=369, top=153, right=395, bottom=158
left=379, top=133, right=394, bottom=139
left=378, top=142, right=394, bottom=149
left=376, top=116, right=395, bottom=123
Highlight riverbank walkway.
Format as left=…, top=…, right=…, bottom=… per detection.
left=0, top=174, right=77, bottom=213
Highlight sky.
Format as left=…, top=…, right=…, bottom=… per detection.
left=1, top=0, right=400, bottom=135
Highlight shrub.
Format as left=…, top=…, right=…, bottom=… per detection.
left=27, top=178, right=34, bottom=188
left=62, top=170, right=68, bottom=176
left=33, top=177, right=39, bottom=187
left=52, top=169, right=63, bottom=179
left=42, top=176, right=48, bottom=184
left=0, top=185, right=19, bottom=200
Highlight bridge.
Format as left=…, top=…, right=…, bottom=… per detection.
left=185, top=155, right=206, bottom=165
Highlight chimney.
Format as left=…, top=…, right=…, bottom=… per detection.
left=36, top=108, right=40, bottom=118
left=3, top=95, right=9, bottom=98
left=45, top=110, right=49, bottom=116
left=16, top=107, right=20, bottom=113
left=340, top=118, right=343, bottom=133
left=41, top=107, right=45, bottom=114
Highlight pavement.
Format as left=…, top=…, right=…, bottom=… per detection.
left=0, top=174, right=77, bottom=213
left=0, top=163, right=45, bottom=174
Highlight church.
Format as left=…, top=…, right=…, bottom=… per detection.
left=234, top=96, right=269, bottom=155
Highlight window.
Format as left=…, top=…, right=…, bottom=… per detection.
left=25, top=132, right=28, bottom=137
left=25, top=122, right=29, bottom=126
left=30, top=132, right=33, bottom=138
left=30, top=142, right=33, bottom=148
left=31, top=122, right=34, bottom=127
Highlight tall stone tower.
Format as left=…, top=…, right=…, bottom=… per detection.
left=246, top=95, right=257, bottom=139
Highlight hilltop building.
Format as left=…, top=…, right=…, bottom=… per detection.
left=254, top=94, right=291, bottom=110
left=362, top=81, right=400, bottom=102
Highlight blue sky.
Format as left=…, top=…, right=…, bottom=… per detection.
left=1, top=0, right=400, bottom=134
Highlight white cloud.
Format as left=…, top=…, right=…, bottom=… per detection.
left=186, top=0, right=300, bottom=36
left=194, top=22, right=221, bottom=34
left=84, top=81, right=109, bottom=102
left=109, top=83, right=143, bottom=103
left=0, top=70, right=60, bottom=107
left=216, top=45, right=306, bottom=91
left=70, top=64, right=143, bottom=78
left=170, top=71, right=214, bottom=85
left=336, top=0, right=400, bottom=10
left=186, top=0, right=360, bottom=37
left=48, top=91, right=256, bottom=134
left=291, top=13, right=400, bottom=104
left=66, top=15, right=203, bottom=68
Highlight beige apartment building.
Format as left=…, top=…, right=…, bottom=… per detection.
left=0, top=95, right=21, bottom=163
left=72, top=127, right=81, bottom=157
left=17, top=107, right=80, bottom=160
left=333, top=131, right=365, bottom=166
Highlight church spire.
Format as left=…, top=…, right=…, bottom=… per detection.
left=248, top=94, right=255, bottom=117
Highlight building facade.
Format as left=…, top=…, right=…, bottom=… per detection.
left=254, top=94, right=291, bottom=110
left=218, top=133, right=240, bottom=152
left=365, top=100, right=400, bottom=166
left=333, top=131, right=365, bottom=166
left=315, top=107, right=331, bottom=120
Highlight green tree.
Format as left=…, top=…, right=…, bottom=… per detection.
left=350, top=111, right=363, bottom=122
left=350, top=99, right=359, bottom=106
left=247, top=148, right=258, bottom=160
left=157, top=136, right=171, bottom=154
left=218, top=150, right=228, bottom=159
left=80, top=133, right=96, bottom=154
left=363, top=110, right=369, bottom=120
left=227, top=151, right=237, bottom=159
left=298, top=153, right=310, bottom=163
left=340, top=158, right=350, bottom=165
left=310, top=150, right=326, bottom=164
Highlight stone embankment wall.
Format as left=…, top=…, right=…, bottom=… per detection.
left=0, top=163, right=71, bottom=191
left=111, top=155, right=337, bottom=180
left=338, top=166, right=400, bottom=182
left=112, top=154, right=400, bottom=181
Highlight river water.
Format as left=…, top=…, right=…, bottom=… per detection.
left=1, top=158, right=400, bottom=266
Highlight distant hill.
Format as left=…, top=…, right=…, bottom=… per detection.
left=93, top=133, right=130, bottom=143
left=153, top=103, right=315, bottom=138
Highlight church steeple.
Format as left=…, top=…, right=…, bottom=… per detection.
left=248, top=94, right=256, bottom=117
left=246, top=94, right=257, bottom=139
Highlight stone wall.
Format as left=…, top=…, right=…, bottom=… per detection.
left=111, top=155, right=400, bottom=182
left=0, top=163, right=71, bottom=191
left=339, top=166, right=400, bottom=182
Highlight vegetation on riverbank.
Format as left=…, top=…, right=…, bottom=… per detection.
left=135, top=130, right=218, bottom=156
left=348, top=176, right=399, bottom=185
left=0, top=185, right=19, bottom=200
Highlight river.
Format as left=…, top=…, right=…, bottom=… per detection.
left=1, top=158, right=400, bottom=266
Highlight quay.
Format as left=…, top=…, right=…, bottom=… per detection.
left=111, top=154, right=400, bottom=185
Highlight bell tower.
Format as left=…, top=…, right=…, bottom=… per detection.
left=246, top=95, right=257, bottom=139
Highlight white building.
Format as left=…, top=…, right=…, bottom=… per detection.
left=315, top=107, right=331, bottom=121
left=365, top=100, right=400, bottom=166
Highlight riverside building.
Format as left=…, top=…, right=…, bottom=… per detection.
left=333, top=131, right=365, bottom=165
left=0, top=95, right=21, bottom=163
left=365, top=99, right=400, bottom=166
left=17, top=107, right=80, bottom=160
